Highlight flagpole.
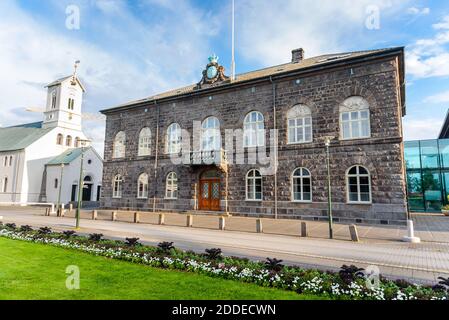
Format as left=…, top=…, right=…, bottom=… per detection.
left=231, top=0, right=236, bottom=81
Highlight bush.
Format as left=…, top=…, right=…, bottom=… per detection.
left=265, top=258, right=284, bottom=272
left=157, top=241, right=174, bottom=253
left=5, top=223, right=16, bottom=230
left=125, top=237, right=140, bottom=247
left=19, top=225, right=33, bottom=232
left=205, top=248, right=222, bottom=260
left=339, top=265, right=365, bottom=285
left=62, top=230, right=76, bottom=238
left=89, top=233, right=103, bottom=242
left=38, top=227, right=52, bottom=235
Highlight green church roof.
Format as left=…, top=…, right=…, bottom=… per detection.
left=46, top=147, right=89, bottom=165
left=0, top=122, right=52, bottom=152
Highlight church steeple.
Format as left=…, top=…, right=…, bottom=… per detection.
left=42, top=61, right=85, bottom=132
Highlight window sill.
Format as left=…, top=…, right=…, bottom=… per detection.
left=112, top=196, right=122, bottom=199
left=339, top=136, right=371, bottom=141
left=287, top=141, right=313, bottom=146
left=164, top=197, right=178, bottom=200
left=245, top=199, right=263, bottom=202
left=137, top=197, right=148, bottom=200
left=291, top=200, right=313, bottom=203
left=347, top=201, right=372, bottom=205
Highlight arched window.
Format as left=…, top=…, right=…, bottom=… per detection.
left=287, top=105, right=312, bottom=144
left=54, top=178, right=58, bottom=189
left=57, top=134, right=63, bottom=145
left=138, top=127, right=151, bottom=156
left=166, top=123, right=181, bottom=154
left=113, top=131, right=126, bottom=158
left=165, top=172, right=178, bottom=199
left=340, top=96, right=371, bottom=140
left=74, top=137, right=80, bottom=147
left=3, top=156, right=7, bottom=167
left=346, top=165, right=371, bottom=203
left=201, top=117, right=221, bottom=151
left=2, top=177, right=8, bottom=193
left=51, top=91, right=57, bottom=109
left=9, top=156, right=13, bottom=166
left=68, top=98, right=75, bottom=110
left=137, top=173, right=149, bottom=199
left=113, top=175, right=123, bottom=198
left=66, top=135, right=72, bottom=147
left=246, top=169, right=262, bottom=201
left=244, top=111, right=265, bottom=147
left=292, top=168, right=312, bottom=202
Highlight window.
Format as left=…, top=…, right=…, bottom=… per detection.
left=66, top=135, right=72, bottom=147
left=201, top=117, right=221, bottom=151
left=3, top=156, right=7, bottom=167
left=75, top=137, right=80, bottom=147
left=292, top=168, right=312, bottom=202
left=244, top=111, right=265, bottom=147
left=57, top=134, right=63, bottom=145
left=68, top=98, right=75, bottom=110
left=113, top=175, right=123, bottom=198
left=138, top=127, right=151, bottom=156
left=246, top=169, right=262, bottom=201
left=2, top=177, right=8, bottom=193
left=287, top=105, right=312, bottom=144
left=166, top=123, right=181, bottom=154
left=346, top=165, right=371, bottom=203
left=51, top=91, right=57, bottom=109
left=137, top=173, right=149, bottom=198
left=54, top=178, right=58, bottom=189
left=340, top=96, right=371, bottom=140
left=113, top=131, right=126, bottom=158
left=165, top=172, right=178, bottom=199
left=9, top=156, right=12, bottom=166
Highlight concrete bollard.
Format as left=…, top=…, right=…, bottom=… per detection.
left=50, top=204, right=56, bottom=215
left=301, top=222, right=308, bottom=237
left=256, top=219, right=263, bottom=233
left=69, top=203, right=73, bottom=213
left=186, top=215, right=193, bottom=227
left=45, top=208, right=49, bottom=216
left=0, top=215, right=3, bottom=223
left=158, top=213, right=165, bottom=225
left=349, top=224, right=360, bottom=242
left=219, top=216, right=226, bottom=230
left=112, top=211, right=117, bottom=221
left=60, top=204, right=65, bottom=217
left=134, top=212, right=140, bottom=224
left=92, top=210, right=98, bottom=220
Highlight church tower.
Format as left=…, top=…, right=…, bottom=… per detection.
left=42, top=61, right=85, bottom=131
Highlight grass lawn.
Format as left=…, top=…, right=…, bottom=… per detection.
left=0, top=237, right=322, bottom=300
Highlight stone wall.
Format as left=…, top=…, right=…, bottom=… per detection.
left=101, top=56, right=407, bottom=225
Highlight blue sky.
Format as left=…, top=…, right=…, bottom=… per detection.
left=1, top=0, right=449, bottom=154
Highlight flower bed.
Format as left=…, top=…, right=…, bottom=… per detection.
left=0, top=224, right=448, bottom=300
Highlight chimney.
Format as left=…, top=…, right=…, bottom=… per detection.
left=291, top=48, right=304, bottom=63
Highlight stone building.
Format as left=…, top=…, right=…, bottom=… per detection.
left=100, top=47, right=407, bottom=225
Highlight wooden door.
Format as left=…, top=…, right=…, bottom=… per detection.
left=199, top=179, right=220, bottom=211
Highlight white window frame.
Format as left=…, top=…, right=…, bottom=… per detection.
left=2, top=177, right=7, bottom=193
left=138, top=127, right=152, bottom=156
left=51, top=91, right=57, bottom=109
left=291, top=167, right=312, bottom=202
left=201, top=117, right=221, bottom=151
left=113, top=175, right=123, bottom=199
left=243, top=111, right=265, bottom=147
left=57, top=134, right=63, bottom=145
left=166, top=123, right=181, bottom=154
left=137, top=173, right=149, bottom=199
left=165, top=172, right=178, bottom=199
left=339, top=96, right=371, bottom=140
left=346, top=165, right=372, bottom=204
left=113, top=131, right=126, bottom=159
left=287, top=105, right=313, bottom=144
left=246, top=169, right=262, bottom=201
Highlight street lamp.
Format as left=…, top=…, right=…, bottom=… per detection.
left=75, top=139, right=91, bottom=229
left=57, top=163, right=65, bottom=214
left=324, top=136, right=334, bottom=239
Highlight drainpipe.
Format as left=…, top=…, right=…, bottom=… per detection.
left=269, top=76, right=278, bottom=219
left=152, top=101, right=160, bottom=212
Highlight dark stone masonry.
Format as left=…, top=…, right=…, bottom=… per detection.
left=100, top=47, right=407, bottom=225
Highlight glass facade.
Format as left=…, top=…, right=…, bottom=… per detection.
left=404, top=139, right=449, bottom=212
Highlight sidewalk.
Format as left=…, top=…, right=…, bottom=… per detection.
left=1, top=206, right=449, bottom=284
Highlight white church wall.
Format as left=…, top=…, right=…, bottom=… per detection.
left=0, top=150, right=25, bottom=203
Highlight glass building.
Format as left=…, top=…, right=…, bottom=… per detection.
left=404, top=139, right=449, bottom=212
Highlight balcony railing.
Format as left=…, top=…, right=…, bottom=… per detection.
left=190, top=149, right=228, bottom=167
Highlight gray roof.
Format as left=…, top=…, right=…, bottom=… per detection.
left=46, top=147, right=85, bottom=165
left=46, top=75, right=86, bottom=92
left=101, top=47, right=405, bottom=114
left=0, top=122, right=52, bottom=152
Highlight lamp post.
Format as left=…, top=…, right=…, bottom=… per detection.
left=324, top=136, right=334, bottom=239
left=75, top=139, right=91, bottom=229
left=57, top=163, right=64, bottom=213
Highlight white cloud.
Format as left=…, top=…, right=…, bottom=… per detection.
left=403, top=118, right=443, bottom=140
left=424, top=90, right=449, bottom=104
left=406, top=15, right=449, bottom=78
left=406, top=7, right=430, bottom=15
left=236, top=0, right=409, bottom=66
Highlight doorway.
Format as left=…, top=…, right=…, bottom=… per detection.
left=198, top=170, right=221, bottom=211
left=82, top=176, right=93, bottom=201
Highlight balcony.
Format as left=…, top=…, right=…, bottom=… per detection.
left=190, top=149, right=228, bottom=170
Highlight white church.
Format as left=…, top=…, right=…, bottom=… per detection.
left=0, top=69, right=103, bottom=206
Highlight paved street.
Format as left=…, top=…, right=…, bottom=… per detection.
left=1, top=206, right=449, bottom=285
